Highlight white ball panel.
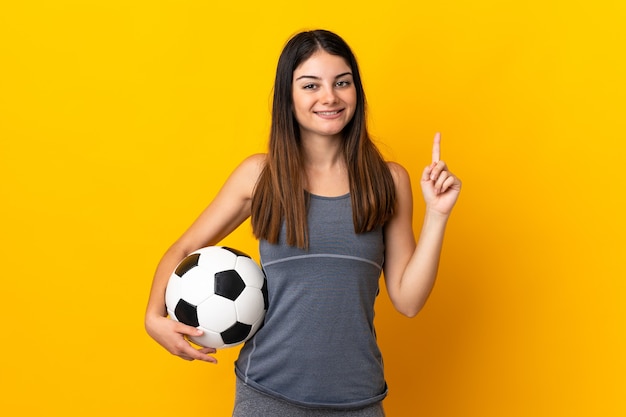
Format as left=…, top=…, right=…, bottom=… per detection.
left=234, top=287, right=266, bottom=324
left=179, top=266, right=215, bottom=305
left=195, top=246, right=237, bottom=271
left=234, top=257, right=265, bottom=289
left=196, top=296, right=237, bottom=332
left=165, top=276, right=182, bottom=312
left=190, top=328, right=225, bottom=349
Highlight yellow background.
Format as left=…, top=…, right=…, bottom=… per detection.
left=1, top=1, right=624, bottom=416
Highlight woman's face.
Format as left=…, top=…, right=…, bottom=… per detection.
left=291, top=50, right=357, bottom=142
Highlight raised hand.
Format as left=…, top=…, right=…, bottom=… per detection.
left=421, top=132, right=461, bottom=216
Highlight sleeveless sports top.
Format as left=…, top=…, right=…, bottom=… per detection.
left=234, top=193, right=388, bottom=409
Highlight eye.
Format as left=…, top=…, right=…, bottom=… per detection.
left=302, top=83, right=317, bottom=90
left=335, top=80, right=351, bottom=88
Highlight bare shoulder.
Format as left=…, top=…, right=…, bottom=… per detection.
left=231, top=153, right=266, bottom=187
left=239, top=153, right=267, bottom=173
left=386, top=161, right=411, bottom=190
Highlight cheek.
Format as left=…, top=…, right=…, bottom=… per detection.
left=339, top=89, right=357, bottom=110
left=344, top=92, right=357, bottom=115
left=291, top=92, right=304, bottom=110
left=291, top=99, right=304, bottom=117
left=291, top=101, right=308, bottom=126
left=292, top=95, right=314, bottom=118
left=347, top=89, right=357, bottom=106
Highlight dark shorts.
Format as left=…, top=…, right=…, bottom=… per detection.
left=232, top=378, right=386, bottom=417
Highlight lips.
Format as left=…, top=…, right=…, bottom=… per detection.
left=314, top=109, right=344, bottom=118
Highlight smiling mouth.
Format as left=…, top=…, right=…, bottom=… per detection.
left=314, top=110, right=343, bottom=116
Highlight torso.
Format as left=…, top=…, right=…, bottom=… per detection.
left=234, top=192, right=388, bottom=409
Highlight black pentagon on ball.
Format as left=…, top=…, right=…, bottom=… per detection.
left=221, top=321, right=252, bottom=344
left=174, top=299, right=199, bottom=327
left=174, top=253, right=200, bottom=277
left=214, top=269, right=246, bottom=301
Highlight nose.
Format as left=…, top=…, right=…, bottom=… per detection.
left=321, top=85, right=339, bottom=105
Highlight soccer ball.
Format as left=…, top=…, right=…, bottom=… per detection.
left=165, top=246, right=268, bottom=349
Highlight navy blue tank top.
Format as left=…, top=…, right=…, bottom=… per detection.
left=235, top=193, right=388, bottom=409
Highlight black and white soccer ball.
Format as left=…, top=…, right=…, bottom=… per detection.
left=165, top=246, right=268, bottom=349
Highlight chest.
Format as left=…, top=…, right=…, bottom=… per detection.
left=260, top=194, right=385, bottom=269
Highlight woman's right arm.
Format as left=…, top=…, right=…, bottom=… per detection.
left=144, top=154, right=265, bottom=363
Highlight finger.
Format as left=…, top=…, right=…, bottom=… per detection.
left=181, top=349, right=217, bottom=363
left=191, top=350, right=218, bottom=363
left=176, top=322, right=204, bottom=338
left=183, top=333, right=218, bottom=362
left=432, top=132, right=441, bottom=164
left=430, top=160, right=447, bottom=181
left=439, top=174, right=456, bottom=194
left=422, top=165, right=433, bottom=182
left=199, top=346, right=217, bottom=355
left=179, top=342, right=218, bottom=363
left=434, top=170, right=450, bottom=193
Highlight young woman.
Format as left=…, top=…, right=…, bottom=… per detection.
left=145, top=29, right=461, bottom=416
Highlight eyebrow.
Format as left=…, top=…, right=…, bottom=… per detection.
left=295, top=72, right=353, bottom=81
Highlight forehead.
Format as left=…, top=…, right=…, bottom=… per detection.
left=293, top=50, right=351, bottom=77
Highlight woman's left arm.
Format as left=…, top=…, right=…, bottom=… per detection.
left=383, top=133, right=461, bottom=317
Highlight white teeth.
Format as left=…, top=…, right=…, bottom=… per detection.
left=317, top=111, right=339, bottom=115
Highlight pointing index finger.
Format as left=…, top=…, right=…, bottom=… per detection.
left=432, top=132, right=441, bottom=163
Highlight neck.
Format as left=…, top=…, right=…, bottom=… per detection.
left=300, top=134, right=344, bottom=170
left=300, top=135, right=349, bottom=196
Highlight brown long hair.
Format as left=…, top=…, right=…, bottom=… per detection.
left=251, top=30, right=396, bottom=249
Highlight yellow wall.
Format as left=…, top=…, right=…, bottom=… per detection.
left=1, top=1, right=624, bottom=416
